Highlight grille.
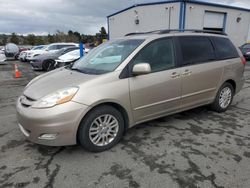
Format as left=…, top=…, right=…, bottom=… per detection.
left=20, top=95, right=36, bottom=107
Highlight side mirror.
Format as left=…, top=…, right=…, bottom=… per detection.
left=132, top=63, right=151, bottom=76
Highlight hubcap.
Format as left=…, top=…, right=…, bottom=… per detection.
left=89, top=114, right=119, bottom=146
left=219, top=87, right=232, bottom=109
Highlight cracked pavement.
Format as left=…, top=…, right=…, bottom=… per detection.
left=0, top=61, right=250, bottom=188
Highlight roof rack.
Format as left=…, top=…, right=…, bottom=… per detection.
left=125, top=29, right=227, bottom=36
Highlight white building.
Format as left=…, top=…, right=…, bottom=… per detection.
left=107, top=0, right=250, bottom=46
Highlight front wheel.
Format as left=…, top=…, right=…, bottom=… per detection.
left=42, top=60, right=55, bottom=71
left=77, top=105, right=124, bottom=152
left=210, top=82, right=234, bottom=112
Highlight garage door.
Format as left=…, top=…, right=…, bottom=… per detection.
left=203, top=11, right=225, bottom=31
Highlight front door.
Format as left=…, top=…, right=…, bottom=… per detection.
left=129, top=38, right=182, bottom=123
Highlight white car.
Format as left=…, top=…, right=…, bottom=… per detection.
left=26, top=43, right=78, bottom=61
left=0, top=50, right=7, bottom=64
left=55, top=49, right=80, bottom=67
left=55, top=48, right=90, bottom=68
left=20, top=45, right=45, bottom=62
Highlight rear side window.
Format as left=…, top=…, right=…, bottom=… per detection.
left=178, top=36, right=215, bottom=65
left=212, top=37, right=239, bottom=60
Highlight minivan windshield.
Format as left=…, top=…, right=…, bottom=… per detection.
left=71, top=39, right=144, bottom=75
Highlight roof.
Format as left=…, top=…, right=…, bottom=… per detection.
left=107, top=0, right=250, bottom=18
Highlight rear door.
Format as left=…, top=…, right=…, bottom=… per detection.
left=177, top=36, right=223, bottom=109
left=129, top=38, right=182, bottom=123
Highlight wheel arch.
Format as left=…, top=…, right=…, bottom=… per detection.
left=224, top=79, right=236, bottom=93
left=76, top=102, right=130, bottom=144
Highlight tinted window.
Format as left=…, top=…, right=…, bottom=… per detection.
left=212, top=37, right=239, bottom=60
left=179, top=36, right=215, bottom=65
left=131, top=38, right=175, bottom=72
left=242, top=44, right=250, bottom=49
left=48, top=45, right=57, bottom=50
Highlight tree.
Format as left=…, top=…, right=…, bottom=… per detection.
left=35, top=36, right=45, bottom=45
left=26, top=34, right=36, bottom=45
left=10, top=33, right=19, bottom=44
left=73, top=31, right=81, bottom=42
left=100, top=27, right=107, bottom=35
left=47, top=34, right=54, bottom=43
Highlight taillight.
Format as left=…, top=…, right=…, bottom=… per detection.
left=241, top=56, right=246, bottom=66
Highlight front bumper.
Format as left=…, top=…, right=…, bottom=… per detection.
left=16, top=97, right=89, bottom=146
left=30, top=61, right=43, bottom=70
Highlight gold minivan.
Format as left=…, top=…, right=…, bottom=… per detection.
left=16, top=30, right=246, bottom=152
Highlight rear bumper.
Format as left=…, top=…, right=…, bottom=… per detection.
left=16, top=98, right=90, bottom=146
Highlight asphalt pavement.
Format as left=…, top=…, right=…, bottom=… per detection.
left=0, top=61, right=250, bottom=188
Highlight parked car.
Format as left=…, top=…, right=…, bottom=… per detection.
left=16, top=30, right=245, bottom=152
left=239, top=43, right=250, bottom=60
left=14, top=47, right=31, bottom=60
left=55, top=49, right=80, bottom=67
left=19, top=45, right=46, bottom=62
left=0, top=50, right=7, bottom=64
left=55, top=48, right=90, bottom=68
left=26, top=43, right=78, bottom=61
left=30, top=46, right=79, bottom=71
left=4, top=43, right=19, bottom=58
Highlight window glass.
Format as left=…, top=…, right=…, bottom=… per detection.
left=242, top=44, right=250, bottom=49
left=48, top=45, right=57, bottom=50
left=179, top=36, right=215, bottom=65
left=72, top=39, right=144, bottom=75
left=131, top=38, right=175, bottom=72
left=59, top=45, right=75, bottom=49
left=212, top=37, right=239, bottom=59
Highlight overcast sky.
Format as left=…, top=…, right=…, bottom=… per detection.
left=0, top=0, right=249, bottom=35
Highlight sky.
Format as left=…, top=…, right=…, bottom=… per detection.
left=0, top=0, right=249, bottom=35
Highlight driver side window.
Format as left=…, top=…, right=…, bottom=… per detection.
left=131, top=38, right=175, bottom=73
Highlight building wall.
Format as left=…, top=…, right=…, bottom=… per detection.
left=185, top=3, right=250, bottom=46
left=108, top=2, right=250, bottom=45
left=108, top=2, right=180, bottom=39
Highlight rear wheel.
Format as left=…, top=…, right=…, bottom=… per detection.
left=42, top=60, right=55, bottom=71
left=211, top=82, right=234, bottom=112
left=78, top=105, right=124, bottom=152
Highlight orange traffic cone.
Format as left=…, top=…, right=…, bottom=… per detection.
left=14, top=64, right=21, bottom=78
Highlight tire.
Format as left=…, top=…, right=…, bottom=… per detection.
left=78, top=105, right=124, bottom=152
left=210, top=82, right=234, bottom=113
left=42, top=60, right=55, bottom=71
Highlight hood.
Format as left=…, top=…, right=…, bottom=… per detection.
left=23, top=67, right=97, bottom=100
left=58, top=50, right=80, bottom=61
left=59, top=54, right=79, bottom=60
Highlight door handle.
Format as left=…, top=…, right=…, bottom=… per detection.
left=182, top=69, right=192, bottom=76
left=171, top=72, right=180, bottom=78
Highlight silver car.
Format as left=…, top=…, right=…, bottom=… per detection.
left=16, top=30, right=245, bottom=152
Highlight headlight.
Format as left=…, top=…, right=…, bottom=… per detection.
left=32, top=87, right=79, bottom=108
left=246, top=51, right=250, bottom=55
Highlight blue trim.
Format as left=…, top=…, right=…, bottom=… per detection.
left=107, top=17, right=110, bottom=40
left=107, top=0, right=250, bottom=18
left=107, top=0, right=180, bottom=18
left=179, top=1, right=183, bottom=30
left=187, top=0, right=250, bottom=12
left=182, top=1, right=187, bottom=30
left=79, top=43, right=84, bottom=57
left=223, top=13, right=227, bottom=32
